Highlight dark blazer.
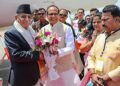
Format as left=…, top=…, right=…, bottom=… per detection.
left=4, top=26, right=40, bottom=86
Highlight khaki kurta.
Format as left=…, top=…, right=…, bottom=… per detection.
left=88, top=30, right=120, bottom=86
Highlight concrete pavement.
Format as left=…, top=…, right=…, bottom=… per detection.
left=0, top=26, right=10, bottom=86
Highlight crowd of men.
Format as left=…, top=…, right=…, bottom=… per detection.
left=2, top=3, right=120, bottom=86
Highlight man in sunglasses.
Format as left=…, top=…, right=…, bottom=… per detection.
left=4, top=4, right=42, bottom=86
left=41, top=5, right=81, bottom=86
left=58, top=9, right=68, bottom=22
left=38, top=8, right=49, bottom=29
left=32, top=8, right=49, bottom=32
left=58, top=9, right=76, bottom=37
left=58, top=9, right=83, bottom=77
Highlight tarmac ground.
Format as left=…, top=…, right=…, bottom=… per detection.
left=0, top=60, right=10, bottom=86
left=0, top=26, right=11, bottom=86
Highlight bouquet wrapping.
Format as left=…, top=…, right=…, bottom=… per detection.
left=34, top=30, right=60, bottom=83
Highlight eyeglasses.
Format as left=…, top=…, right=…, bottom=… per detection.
left=19, top=15, right=32, bottom=19
left=59, top=14, right=67, bottom=17
left=38, top=13, right=45, bottom=15
left=48, top=13, right=58, bottom=16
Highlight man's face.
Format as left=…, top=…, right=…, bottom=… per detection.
left=90, top=11, right=96, bottom=18
left=16, top=13, right=32, bottom=29
left=101, top=12, right=116, bottom=33
left=32, top=10, right=39, bottom=21
left=77, top=9, right=84, bottom=20
left=38, top=10, right=46, bottom=20
left=47, top=7, right=59, bottom=25
left=58, top=10, right=67, bottom=23
left=85, top=16, right=91, bottom=23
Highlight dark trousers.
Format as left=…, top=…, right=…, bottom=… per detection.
left=79, top=53, right=85, bottom=80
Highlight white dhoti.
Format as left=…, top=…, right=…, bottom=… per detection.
left=44, top=68, right=81, bottom=86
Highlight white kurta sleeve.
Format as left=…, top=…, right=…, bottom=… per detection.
left=58, top=26, right=75, bottom=57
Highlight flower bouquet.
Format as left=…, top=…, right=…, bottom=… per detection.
left=34, top=30, right=60, bottom=83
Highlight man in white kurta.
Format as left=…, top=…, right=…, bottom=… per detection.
left=41, top=5, right=81, bottom=86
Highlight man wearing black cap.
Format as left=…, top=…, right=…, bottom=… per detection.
left=4, top=4, right=41, bottom=86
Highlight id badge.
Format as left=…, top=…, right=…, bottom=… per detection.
left=95, top=57, right=104, bottom=72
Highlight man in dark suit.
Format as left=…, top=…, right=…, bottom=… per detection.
left=4, top=4, right=41, bottom=86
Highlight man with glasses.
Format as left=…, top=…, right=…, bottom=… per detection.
left=58, top=9, right=76, bottom=37
left=32, top=8, right=49, bottom=32
left=38, top=8, right=49, bottom=29
left=4, top=4, right=41, bottom=86
left=58, top=9, right=82, bottom=76
left=58, top=9, right=68, bottom=22
left=41, top=5, right=80, bottom=86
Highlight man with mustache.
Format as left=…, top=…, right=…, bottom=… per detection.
left=87, top=5, right=120, bottom=86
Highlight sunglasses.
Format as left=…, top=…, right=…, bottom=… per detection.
left=59, top=14, right=67, bottom=17
left=48, top=13, right=58, bottom=16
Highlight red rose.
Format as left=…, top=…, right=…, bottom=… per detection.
left=35, top=39, right=42, bottom=46
left=45, top=32, right=51, bottom=36
left=52, top=38, right=59, bottom=45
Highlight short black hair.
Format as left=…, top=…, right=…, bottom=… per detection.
left=38, top=8, right=46, bottom=13
left=46, top=5, right=59, bottom=14
left=59, top=9, right=68, bottom=15
left=102, top=5, right=120, bottom=17
left=32, top=9, right=38, bottom=14
left=92, top=12, right=102, bottom=22
left=95, top=12, right=102, bottom=18
left=77, top=8, right=85, bottom=13
left=78, top=19, right=87, bottom=26
left=90, top=8, right=99, bottom=13
left=85, top=15, right=90, bottom=18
